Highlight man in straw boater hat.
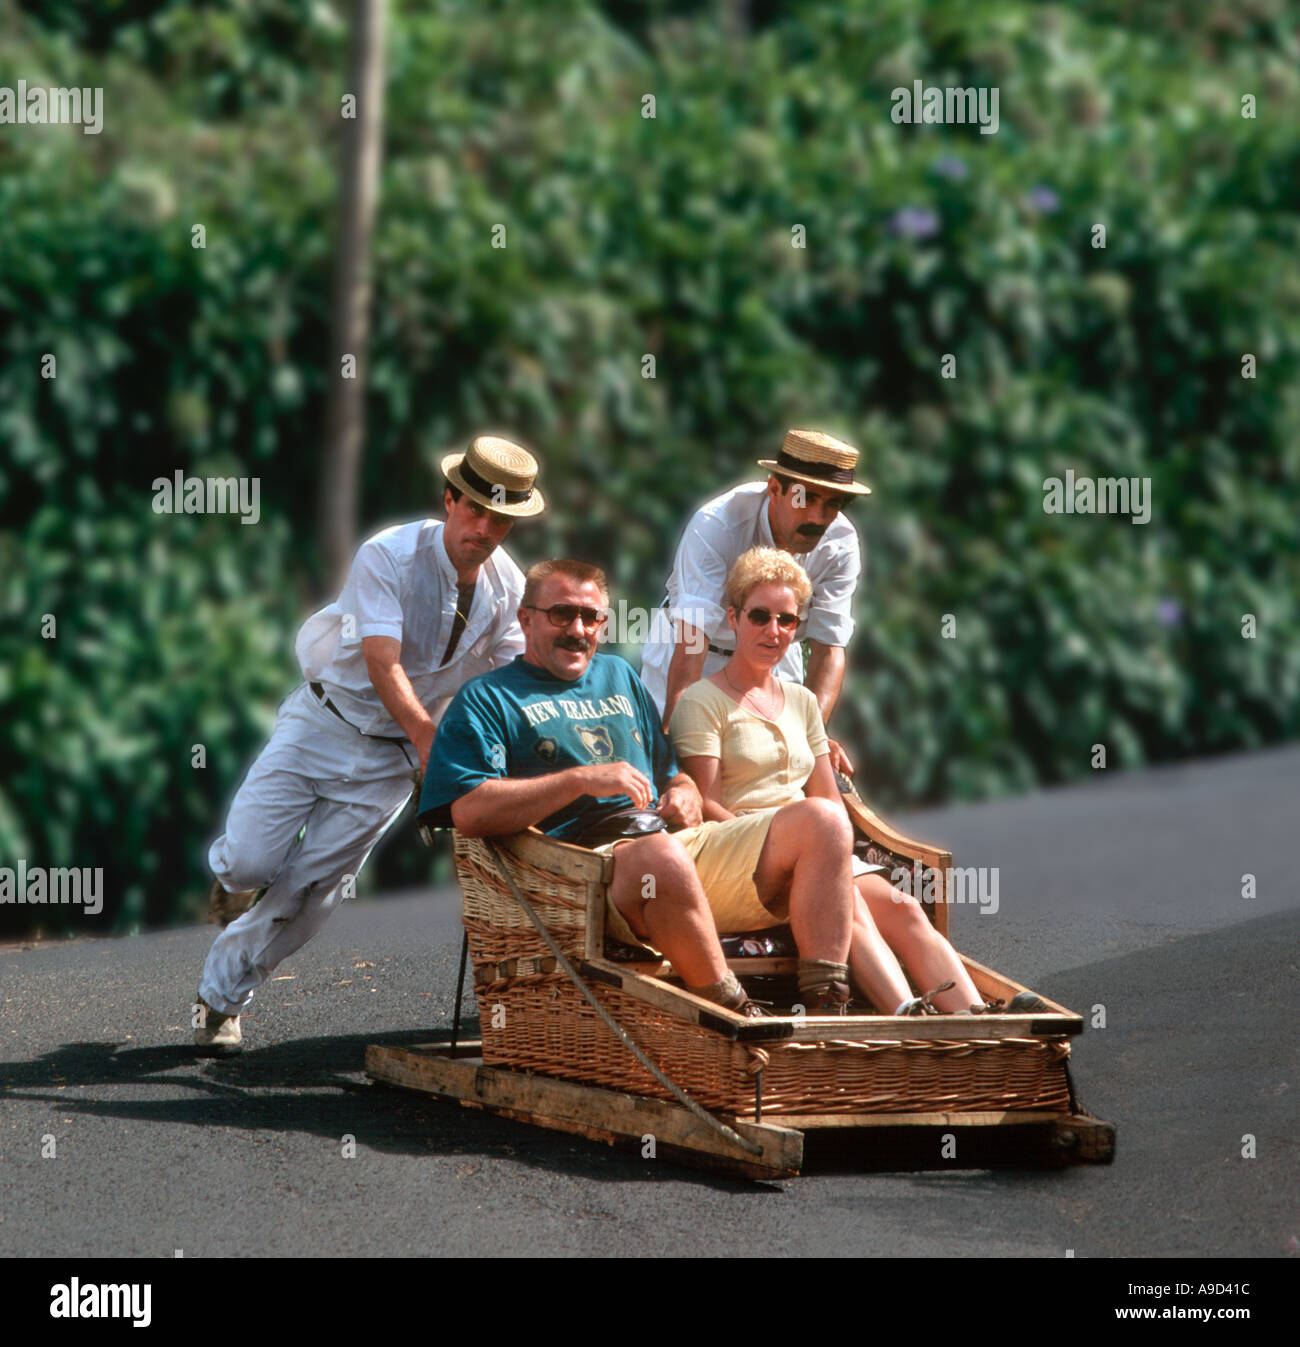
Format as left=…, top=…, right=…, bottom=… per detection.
left=639, top=429, right=870, bottom=775
left=192, top=436, right=545, bottom=1053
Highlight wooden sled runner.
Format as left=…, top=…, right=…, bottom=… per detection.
left=367, top=794, right=1115, bottom=1179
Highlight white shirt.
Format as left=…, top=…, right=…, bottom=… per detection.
left=639, top=482, right=861, bottom=713
left=294, top=520, right=525, bottom=737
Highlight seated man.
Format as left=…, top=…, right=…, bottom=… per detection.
left=418, top=558, right=856, bottom=1015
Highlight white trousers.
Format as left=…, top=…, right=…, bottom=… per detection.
left=199, top=684, right=417, bottom=1016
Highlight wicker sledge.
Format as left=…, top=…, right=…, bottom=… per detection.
left=367, top=793, right=1115, bottom=1178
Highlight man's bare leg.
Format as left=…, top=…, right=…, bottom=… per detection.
left=607, top=832, right=727, bottom=988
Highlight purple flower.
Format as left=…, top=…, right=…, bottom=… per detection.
left=1156, top=598, right=1183, bottom=628
left=932, top=155, right=968, bottom=181
left=889, top=206, right=940, bottom=240
left=1026, top=185, right=1060, bottom=213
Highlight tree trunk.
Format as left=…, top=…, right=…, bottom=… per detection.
left=318, top=0, right=387, bottom=589
left=721, top=0, right=748, bottom=46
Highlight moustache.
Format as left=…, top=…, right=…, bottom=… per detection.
left=556, top=637, right=594, bottom=652
left=796, top=524, right=826, bottom=538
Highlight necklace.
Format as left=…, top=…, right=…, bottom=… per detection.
left=439, top=582, right=477, bottom=667
left=723, top=666, right=781, bottom=720
left=454, top=581, right=476, bottom=624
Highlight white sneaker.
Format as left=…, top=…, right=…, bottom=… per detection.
left=194, top=998, right=243, bottom=1055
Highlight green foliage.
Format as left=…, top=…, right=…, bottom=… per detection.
left=2, top=0, right=1298, bottom=932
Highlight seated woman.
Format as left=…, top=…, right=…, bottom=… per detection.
left=669, top=546, right=986, bottom=1016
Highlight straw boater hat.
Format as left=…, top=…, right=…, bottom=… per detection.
left=757, top=429, right=872, bottom=496
left=441, top=435, right=546, bottom=517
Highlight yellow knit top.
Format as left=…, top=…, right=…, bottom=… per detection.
left=669, top=677, right=828, bottom=815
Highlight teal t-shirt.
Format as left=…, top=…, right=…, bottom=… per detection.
left=418, top=653, right=679, bottom=842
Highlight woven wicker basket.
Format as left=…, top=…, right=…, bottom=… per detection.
left=473, top=971, right=1071, bottom=1118
left=456, top=831, right=1072, bottom=1118
left=456, top=831, right=593, bottom=966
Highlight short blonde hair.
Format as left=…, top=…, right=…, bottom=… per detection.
left=723, top=547, right=811, bottom=614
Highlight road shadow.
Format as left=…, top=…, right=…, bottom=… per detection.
left=0, top=1025, right=771, bottom=1192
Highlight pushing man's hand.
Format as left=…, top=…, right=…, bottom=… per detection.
left=826, top=737, right=855, bottom=776
left=414, top=724, right=437, bottom=775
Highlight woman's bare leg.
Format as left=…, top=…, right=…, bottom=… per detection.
left=855, top=873, right=982, bottom=1012
left=847, top=898, right=913, bottom=1012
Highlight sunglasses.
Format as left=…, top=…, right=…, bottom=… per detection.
left=743, top=606, right=800, bottom=631
left=523, top=603, right=608, bottom=630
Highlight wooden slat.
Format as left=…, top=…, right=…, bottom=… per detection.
left=602, top=958, right=673, bottom=978
left=579, top=958, right=758, bottom=1037
left=766, top=1012, right=1080, bottom=1042
left=494, top=827, right=614, bottom=885
left=725, top=956, right=797, bottom=977
left=842, top=793, right=952, bottom=938
left=773, top=1109, right=1067, bottom=1129
left=961, top=954, right=1077, bottom=1017
left=365, top=1043, right=804, bottom=1179
left=581, top=958, right=1081, bottom=1041
left=842, top=794, right=950, bottom=867
left=584, top=871, right=606, bottom=961
left=580, top=957, right=892, bottom=1043
left=795, top=1111, right=1115, bottom=1168
left=1061, top=1113, right=1117, bottom=1164
left=963, top=954, right=1029, bottom=1001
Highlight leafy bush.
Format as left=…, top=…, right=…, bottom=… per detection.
left=2, top=0, right=1297, bottom=932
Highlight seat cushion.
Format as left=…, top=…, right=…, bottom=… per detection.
left=605, top=924, right=797, bottom=962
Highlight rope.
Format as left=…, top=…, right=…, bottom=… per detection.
left=485, top=841, right=764, bottom=1158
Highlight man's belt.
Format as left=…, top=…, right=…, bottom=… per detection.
left=309, top=682, right=410, bottom=746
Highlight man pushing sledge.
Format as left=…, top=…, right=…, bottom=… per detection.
left=638, top=429, right=870, bottom=776
left=192, top=436, right=545, bottom=1053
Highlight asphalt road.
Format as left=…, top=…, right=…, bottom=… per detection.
left=1, top=745, right=1296, bottom=1258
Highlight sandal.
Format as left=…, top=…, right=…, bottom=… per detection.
left=969, top=991, right=1048, bottom=1014
left=896, top=980, right=956, bottom=1016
